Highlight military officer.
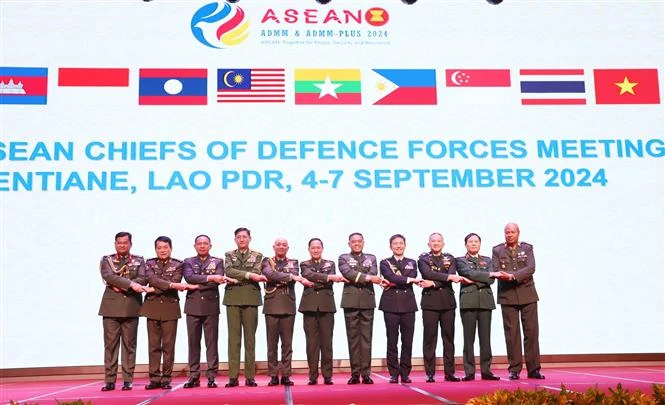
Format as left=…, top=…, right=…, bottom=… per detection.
left=379, top=234, right=421, bottom=384
left=299, top=238, right=345, bottom=385
left=141, top=236, right=197, bottom=390
left=223, top=227, right=268, bottom=388
left=492, top=223, right=544, bottom=380
left=98, top=231, right=148, bottom=392
left=417, top=232, right=472, bottom=383
left=182, top=234, right=229, bottom=389
left=262, top=237, right=312, bottom=386
left=456, top=233, right=501, bottom=381
left=338, top=232, right=388, bottom=385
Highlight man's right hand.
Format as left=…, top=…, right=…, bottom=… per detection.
left=206, top=274, right=225, bottom=284
left=327, top=274, right=345, bottom=282
left=224, top=276, right=239, bottom=284
left=249, top=273, right=268, bottom=282
left=129, top=282, right=145, bottom=293
left=366, top=275, right=381, bottom=284
left=169, top=282, right=190, bottom=291
left=449, top=274, right=474, bottom=284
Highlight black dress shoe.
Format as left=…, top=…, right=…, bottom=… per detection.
left=268, top=376, right=280, bottom=386
left=481, top=373, right=500, bottom=381
left=207, top=378, right=217, bottom=388
left=308, top=378, right=317, bottom=385
left=145, top=382, right=161, bottom=390
left=324, top=377, right=333, bottom=385
left=445, top=374, right=460, bottom=382
left=389, top=376, right=398, bottom=383
left=225, top=378, right=238, bottom=388
left=509, top=372, right=520, bottom=380
left=426, top=375, right=435, bottom=383
left=101, top=383, right=115, bottom=392
left=462, top=374, right=475, bottom=381
left=121, top=382, right=132, bottom=391
left=361, top=376, right=373, bottom=384
left=161, top=382, right=172, bottom=389
left=401, top=376, right=412, bottom=383
left=281, top=376, right=294, bottom=386
left=245, top=378, right=257, bottom=387
left=528, top=371, right=545, bottom=379
left=184, top=378, right=200, bottom=388
left=347, top=375, right=360, bottom=385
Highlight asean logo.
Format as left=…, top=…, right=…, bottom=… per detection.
left=365, top=8, right=389, bottom=27
left=191, top=2, right=250, bottom=49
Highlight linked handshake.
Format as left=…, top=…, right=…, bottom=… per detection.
left=489, top=271, right=516, bottom=281
left=415, top=274, right=475, bottom=289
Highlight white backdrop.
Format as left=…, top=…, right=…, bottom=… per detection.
left=0, top=0, right=663, bottom=369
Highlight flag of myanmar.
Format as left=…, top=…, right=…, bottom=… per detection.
left=294, top=69, right=361, bottom=105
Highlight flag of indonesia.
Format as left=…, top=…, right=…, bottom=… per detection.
left=139, top=69, right=207, bottom=105
left=58, top=68, right=129, bottom=86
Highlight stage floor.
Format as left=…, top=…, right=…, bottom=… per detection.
left=2, top=366, right=664, bottom=404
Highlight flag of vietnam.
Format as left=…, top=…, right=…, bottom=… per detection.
left=594, top=68, right=660, bottom=104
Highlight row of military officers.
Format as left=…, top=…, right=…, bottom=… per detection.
left=98, top=224, right=543, bottom=392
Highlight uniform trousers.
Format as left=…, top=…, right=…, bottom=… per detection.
left=186, top=314, right=219, bottom=380
left=303, top=311, right=334, bottom=380
left=501, top=302, right=541, bottom=374
left=384, top=311, right=415, bottom=379
left=102, top=316, right=139, bottom=383
left=146, top=319, right=178, bottom=383
left=461, top=309, right=492, bottom=375
left=265, top=314, right=295, bottom=377
left=422, top=308, right=456, bottom=376
left=226, top=305, right=258, bottom=379
left=344, top=308, right=374, bottom=377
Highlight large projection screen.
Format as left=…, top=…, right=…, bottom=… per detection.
left=1, top=0, right=663, bottom=369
